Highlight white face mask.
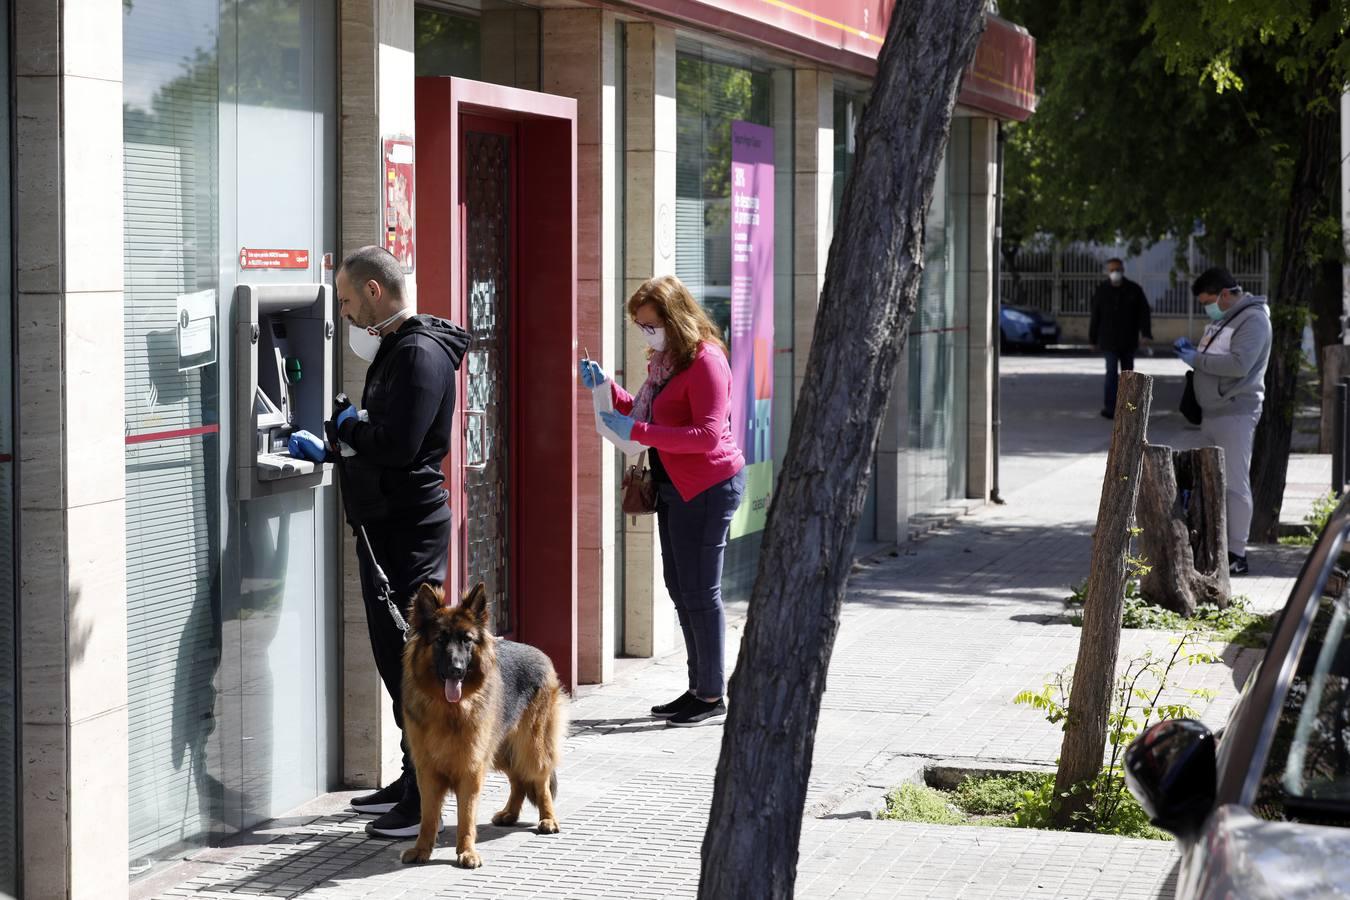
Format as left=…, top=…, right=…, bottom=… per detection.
left=348, top=308, right=411, bottom=362
left=641, top=326, right=667, bottom=352
left=1108, top=271, right=1123, bottom=285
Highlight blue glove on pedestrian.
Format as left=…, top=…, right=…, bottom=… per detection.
left=1175, top=346, right=1197, bottom=368
left=599, top=409, right=636, bottom=441
left=288, top=429, right=328, bottom=463
left=579, top=359, right=607, bottom=390
left=335, top=403, right=359, bottom=434
left=1173, top=337, right=1194, bottom=351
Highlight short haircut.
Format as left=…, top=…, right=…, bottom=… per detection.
left=338, top=245, right=405, bottom=300
left=1191, top=266, right=1239, bottom=298
left=1106, top=257, right=1124, bottom=267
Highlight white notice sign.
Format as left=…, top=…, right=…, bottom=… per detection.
left=177, top=289, right=217, bottom=371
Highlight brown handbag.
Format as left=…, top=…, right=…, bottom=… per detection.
left=621, top=451, right=657, bottom=519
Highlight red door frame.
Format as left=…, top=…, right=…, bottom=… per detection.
left=416, top=77, right=579, bottom=689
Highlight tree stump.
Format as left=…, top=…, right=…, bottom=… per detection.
left=1136, top=445, right=1230, bottom=616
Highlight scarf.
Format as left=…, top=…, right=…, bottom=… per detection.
left=631, top=351, right=676, bottom=424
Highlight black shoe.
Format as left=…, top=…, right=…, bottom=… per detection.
left=1100, top=409, right=1114, bottom=419
left=1229, top=553, right=1249, bottom=577
left=667, top=698, right=726, bottom=728
left=651, top=691, right=697, bottom=718
left=365, top=796, right=444, bottom=839
left=350, top=776, right=405, bottom=814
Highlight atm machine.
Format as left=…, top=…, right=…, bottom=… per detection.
left=234, top=283, right=335, bottom=497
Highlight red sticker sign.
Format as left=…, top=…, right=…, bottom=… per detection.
left=239, top=247, right=311, bottom=270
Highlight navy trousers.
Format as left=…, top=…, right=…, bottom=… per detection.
left=656, top=469, right=746, bottom=700
left=1103, top=350, right=1135, bottom=414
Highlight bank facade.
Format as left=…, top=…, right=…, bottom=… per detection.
left=0, top=0, right=1034, bottom=894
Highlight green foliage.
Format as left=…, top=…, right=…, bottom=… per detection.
left=1065, top=579, right=1274, bottom=648
left=1014, top=631, right=1215, bottom=838
left=951, top=771, right=1049, bottom=817
left=877, top=783, right=963, bottom=825
left=1281, top=491, right=1338, bottom=546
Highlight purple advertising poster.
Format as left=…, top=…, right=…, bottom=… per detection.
left=729, top=121, right=774, bottom=538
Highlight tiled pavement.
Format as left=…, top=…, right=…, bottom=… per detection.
left=143, top=354, right=1322, bottom=899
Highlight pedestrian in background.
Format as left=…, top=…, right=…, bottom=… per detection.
left=1089, top=257, right=1153, bottom=419
left=579, top=275, right=746, bottom=728
left=1173, top=266, right=1272, bottom=576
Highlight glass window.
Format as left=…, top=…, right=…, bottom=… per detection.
left=674, top=44, right=792, bottom=604
left=415, top=1, right=539, bottom=90
left=1253, top=536, right=1350, bottom=826
left=416, top=6, right=481, bottom=79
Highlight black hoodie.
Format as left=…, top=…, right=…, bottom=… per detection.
left=338, top=314, right=470, bottom=523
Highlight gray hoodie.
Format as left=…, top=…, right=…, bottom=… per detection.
left=1192, top=293, right=1272, bottom=417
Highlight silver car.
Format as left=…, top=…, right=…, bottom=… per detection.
left=1126, top=499, right=1350, bottom=899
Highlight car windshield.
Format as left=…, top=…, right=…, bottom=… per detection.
left=1253, top=548, right=1350, bottom=826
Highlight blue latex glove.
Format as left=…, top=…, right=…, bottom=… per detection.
left=579, top=359, right=607, bottom=390
left=335, top=403, right=359, bottom=433
left=288, top=429, right=327, bottom=463
left=1175, top=346, right=1197, bottom=368
left=1173, top=337, right=1194, bottom=351
left=599, top=409, right=636, bottom=441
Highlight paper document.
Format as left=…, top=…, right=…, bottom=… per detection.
left=590, top=383, right=645, bottom=457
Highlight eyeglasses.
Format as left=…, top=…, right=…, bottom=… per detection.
left=634, top=321, right=661, bottom=335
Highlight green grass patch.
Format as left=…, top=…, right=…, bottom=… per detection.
left=878, top=772, right=1170, bottom=840
left=1279, top=490, right=1337, bottom=547
left=1065, top=586, right=1276, bottom=648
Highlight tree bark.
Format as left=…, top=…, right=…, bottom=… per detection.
left=1248, top=60, right=1339, bottom=542
left=1053, top=372, right=1152, bottom=829
left=1137, top=446, right=1228, bottom=617
left=696, top=4, right=989, bottom=897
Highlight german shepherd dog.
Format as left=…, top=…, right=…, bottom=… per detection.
left=399, top=582, right=566, bottom=868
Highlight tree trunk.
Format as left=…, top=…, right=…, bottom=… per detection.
left=1249, top=62, right=1339, bottom=542
left=1052, top=372, right=1152, bottom=829
left=1310, top=257, right=1342, bottom=381
left=1136, top=446, right=1228, bottom=617
left=696, top=4, right=989, bottom=897
left=1318, top=345, right=1350, bottom=453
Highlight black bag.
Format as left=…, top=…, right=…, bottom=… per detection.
left=1180, top=371, right=1203, bottom=425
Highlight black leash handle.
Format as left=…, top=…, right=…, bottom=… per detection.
left=326, top=398, right=411, bottom=642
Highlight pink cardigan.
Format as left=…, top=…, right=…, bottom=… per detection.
left=613, top=343, right=746, bottom=502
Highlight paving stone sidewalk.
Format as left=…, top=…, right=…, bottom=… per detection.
left=143, top=355, right=1318, bottom=900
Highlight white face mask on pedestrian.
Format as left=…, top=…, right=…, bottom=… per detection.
left=348, top=308, right=412, bottom=361
left=1108, top=270, right=1123, bottom=286
left=639, top=324, right=667, bottom=352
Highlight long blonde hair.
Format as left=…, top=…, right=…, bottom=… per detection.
left=627, top=275, right=728, bottom=372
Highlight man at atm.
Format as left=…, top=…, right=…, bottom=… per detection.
left=331, top=245, right=469, bottom=838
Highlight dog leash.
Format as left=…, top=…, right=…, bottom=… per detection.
left=325, top=396, right=412, bottom=643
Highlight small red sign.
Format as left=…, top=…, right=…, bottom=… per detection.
left=239, top=247, right=311, bottom=270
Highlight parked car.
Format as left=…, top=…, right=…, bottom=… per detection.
left=1000, top=303, right=1061, bottom=351
left=1125, top=495, right=1350, bottom=899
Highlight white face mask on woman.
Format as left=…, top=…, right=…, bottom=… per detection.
left=348, top=308, right=412, bottom=362
left=641, top=326, right=667, bottom=352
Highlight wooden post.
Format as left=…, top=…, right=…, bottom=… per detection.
left=1319, top=344, right=1350, bottom=452
left=1136, top=446, right=1229, bottom=616
left=1053, top=370, right=1152, bottom=829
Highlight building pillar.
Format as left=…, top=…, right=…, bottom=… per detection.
left=622, top=23, right=677, bottom=657
left=792, top=69, right=833, bottom=403
left=338, top=0, right=416, bottom=790
left=481, top=8, right=541, bottom=91
left=15, top=0, right=129, bottom=896
left=965, top=118, right=998, bottom=501
left=541, top=8, right=618, bottom=684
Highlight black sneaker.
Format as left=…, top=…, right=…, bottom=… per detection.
left=350, top=776, right=406, bottom=814
left=651, top=692, right=697, bottom=718
left=365, top=797, right=444, bottom=839
left=667, top=698, right=726, bottom=728
left=1229, top=553, right=1249, bottom=577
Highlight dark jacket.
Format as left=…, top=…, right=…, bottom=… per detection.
left=1088, top=278, right=1153, bottom=353
left=338, top=314, right=469, bottom=523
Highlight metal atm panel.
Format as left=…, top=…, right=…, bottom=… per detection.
left=234, top=282, right=334, bottom=499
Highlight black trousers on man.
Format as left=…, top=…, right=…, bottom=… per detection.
left=355, top=504, right=452, bottom=802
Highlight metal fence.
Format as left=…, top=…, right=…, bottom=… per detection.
left=999, top=239, right=1269, bottom=318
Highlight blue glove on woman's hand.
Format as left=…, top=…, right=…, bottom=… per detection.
left=288, top=429, right=328, bottom=463
left=1175, top=346, right=1198, bottom=368
left=599, top=409, right=635, bottom=441
left=579, top=360, right=607, bottom=390
left=335, top=403, right=359, bottom=433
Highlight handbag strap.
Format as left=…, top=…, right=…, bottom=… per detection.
left=1199, top=305, right=1259, bottom=354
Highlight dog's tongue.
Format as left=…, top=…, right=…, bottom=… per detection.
left=444, top=679, right=463, bottom=704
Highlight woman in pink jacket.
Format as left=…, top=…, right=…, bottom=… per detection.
left=579, top=275, right=746, bottom=727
